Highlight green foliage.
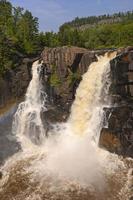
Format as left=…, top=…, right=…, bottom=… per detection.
left=67, top=72, right=81, bottom=86
left=49, top=64, right=61, bottom=87
left=16, top=10, right=39, bottom=53
left=57, top=11, right=133, bottom=49
left=58, top=20, right=133, bottom=49
left=58, top=25, right=81, bottom=46
left=0, top=26, right=14, bottom=74
left=39, top=32, right=59, bottom=48
left=50, top=73, right=61, bottom=87
left=62, top=11, right=133, bottom=28
left=0, top=1, right=132, bottom=76
left=0, top=0, right=40, bottom=74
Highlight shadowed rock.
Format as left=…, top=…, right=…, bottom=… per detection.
left=0, top=171, right=2, bottom=179
left=0, top=46, right=133, bottom=158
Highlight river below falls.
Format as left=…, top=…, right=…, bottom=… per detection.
left=0, top=55, right=133, bottom=200
left=0, top=112, right=133, bottom=200
left=0, top=150, right=133, bottom=200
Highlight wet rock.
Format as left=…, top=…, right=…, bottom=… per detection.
left=0, top=46, right=133, bottom=158
left=0, top=56, right=39, bottom=114
left=99, top=128, right=122, bottom=153
left=41, top=47, right=133, bottom=157
left=0, top=171, right=2, bottom=179
left=101, top=48, right=133, bottom=157
left=41, top=46, right=96, bottom=108
left=101, top=105, right=133, bottom=157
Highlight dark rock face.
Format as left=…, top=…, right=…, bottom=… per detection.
left=110, top=49, right=133, bottom=99
left=0, top=106, right=20, bottom=165
left=0, top=171, right=2, bottom=179
left=99, top=128, right=122, bottom=153
left=41, top=46, right=133, bottom=157
left=41, top=46, right=97, bottom=119
left=0, top=46, right=133, bottom=158
left=0, top=57, right=39, bottom=114
left=99, top=47, right=133, bottom=157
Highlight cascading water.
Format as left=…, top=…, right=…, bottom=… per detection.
left=42, top=52, right=117, bottom=185
left=12, top=60, right=47, bottom=147
left=0, top=53, right=132, bottom=200
left=69, top=52, right=115, bottom=139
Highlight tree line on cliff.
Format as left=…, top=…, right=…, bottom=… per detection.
left=0, top=0, right=40, bottom=74
left=62, top=11, right=133, bottom=28
left=0, top=0, right=133, bottom=75
left=45, top=11, right=133, bottom=49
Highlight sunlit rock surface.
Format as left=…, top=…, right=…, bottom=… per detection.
left=100, top=47, right=133, bottom=157
left=0, top=46, right=133, bottom=157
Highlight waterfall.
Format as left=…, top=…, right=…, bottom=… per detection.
left=41, top=52, right=117, bottom=185
left=1, top=52, right=132, bottom=200
left=12, top=52, right=116, bottom=148
left=12, top=52, right=117, bottom=150
left=69, top=52, right=116, bottom=140
left=12, top=60, right=47, bottom=147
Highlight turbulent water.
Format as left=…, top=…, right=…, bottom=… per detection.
left=0, top=53, right=133, bottom=200
left=69, top=52, right=115, bottom=137
left=12, top=60, right=47, bottom=147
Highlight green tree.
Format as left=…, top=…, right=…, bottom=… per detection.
left=16, top=10, right=39, bottom=53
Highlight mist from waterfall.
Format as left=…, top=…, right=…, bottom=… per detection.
left=40, top=52, right=117, bottom=186
left=12, top=53, right=117, bottom=185
left=69, top=52, right=116, bottom=138
left=12, top=60, right=47, bottom=148
left=0, top=52, right=132, bottom=200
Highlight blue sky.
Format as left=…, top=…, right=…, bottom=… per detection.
left=10, top=0, right=133, bottom=32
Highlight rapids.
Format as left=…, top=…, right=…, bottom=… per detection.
left=0, top=53, right=133, bottom=200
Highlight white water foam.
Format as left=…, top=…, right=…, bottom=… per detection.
left=32, top=52, right=118, bottom=185
left=1, top=52, right=132, bottom=200
left=12, top=60, right=47, bottom=148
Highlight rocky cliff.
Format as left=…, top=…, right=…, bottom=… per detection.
left=41, top=46, right=133, bottom=157
left=0, top=46, right=133, bottom=157
left=41, top=46, right=108, bottom=121
left=99, top=47, right=133, bottom=157
left=0, top=56, right=39, bottom=115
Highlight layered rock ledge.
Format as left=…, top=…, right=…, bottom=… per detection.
left=0, top=46, right=133, bottom=157
left=99, top=47, right=133, bottom=157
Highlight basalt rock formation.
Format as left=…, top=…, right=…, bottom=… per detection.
left=0, top=46, right=133, bottom=157
left=0, top=56, right=39, bottom=115
left=41, top=46, right=133, bottom=157
left=41, top=46, right=107, bottom=121
left=99, top=47, right=133, bottom=157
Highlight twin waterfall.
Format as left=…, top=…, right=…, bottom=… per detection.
left=1, top=52, right=132, bottom=200
left=13, top=52, right=116, bottom=147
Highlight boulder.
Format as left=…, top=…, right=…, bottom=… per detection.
left=99, top=128, right=122, bottom=153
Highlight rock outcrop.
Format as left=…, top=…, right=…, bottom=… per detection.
left=0, top=46, right=133, bottom=157
left=41, top=46, right=90, bottom=105
left=41, top=46, right=107, bottom=120
left=99, top=47, right=133, bottom=157
left=0, top=56, right=39, bottom=115
left=41, top=46, right=133, bottom=157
